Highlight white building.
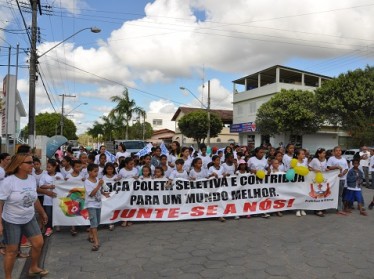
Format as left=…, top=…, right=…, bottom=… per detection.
left=232, top=65, right=350, bottom=152
left=145, top=112, right=175, bottom=131
left=1, top=75, right=27, bottom=152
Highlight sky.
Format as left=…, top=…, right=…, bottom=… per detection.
left=0, top=0, right=374, bottom=135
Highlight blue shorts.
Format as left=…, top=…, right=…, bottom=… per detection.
left=2, top=216, right=41, bottom=245
left=344, top=189, right=364, bottom=204
left=87, top=208, right=101, bottom=228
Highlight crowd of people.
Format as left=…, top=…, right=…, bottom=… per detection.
left=0, top=142, right=373, bottom=275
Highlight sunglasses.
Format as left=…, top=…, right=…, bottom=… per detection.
left=22, top=161, right=34, bottom=165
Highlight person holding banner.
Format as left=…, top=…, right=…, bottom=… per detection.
left=283, top=143, right=295, bottom=171
left=0, top=153, right=49, bottom=278
left=160, top=155, right=172, bottom=179
left=168, top=141, right=180, bottom=168
left=85, top=164, right=109, bottom=251
left=189, top=158, right=208, bottom=180
left=327, top=146, right=349, bottom=216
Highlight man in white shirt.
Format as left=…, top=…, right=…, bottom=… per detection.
left=359, top=146, right=371, bottom=188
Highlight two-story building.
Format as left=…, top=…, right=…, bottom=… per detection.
left=232, top=65, right=350, bottom=152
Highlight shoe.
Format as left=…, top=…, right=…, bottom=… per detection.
left=70, top=229, right=77, bottom=236
left=109, top=224, right=114, bottom=231
left=218, top=217, right=226, bottom=222
left=44, top=228, right=53, bottom=237
left=234, top=216, right=240, bottom=220
left=337, top=211, right=348, bottom=216
left=296, top=211, right=301, bottom=217
left=301, top=210, right=307, bottom=216
left=369, top=202, right=374, bottom=210
left=276, top=212, right=283, bottom=217
left=91, top=245, right=99, bottom=251
left=360, top=211, right=368, bottom=216
left=261, top=213, right=270, bottom=218
left=316, top=211, right=324, bottom=217
left=246, top=215, right=251, bottom=219
left=28, top=269, right=49, bottom=277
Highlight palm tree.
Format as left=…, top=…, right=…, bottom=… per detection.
left=109, top=88, right=146, bottom=139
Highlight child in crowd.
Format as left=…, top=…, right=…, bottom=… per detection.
left=102, top=163, right=120, bottom=231
left=189, top=158, right=208, bottom=180
left=141, top=155, right=155, bottom=176
left=98, top=153, right=107, bottom=179
left=151, top=146, right=162, bottom=167
left=247, top=147, right=268, bottom=174
left=32, top=157, right=46, bottom=229
left=198, top=144, right=212, bottom=170
left=309, top=148, right=328, bottom=172
left=85, top=163, right=109, bottom=251
left=153, top=166, right=165, bottom=179
left=168, top=159, right=189, bottom=181
left=79, top=153, right=89, bottom=179
left=118, top=157, right=139, bottom=179
left=208, top=155, right=225, bottom=178
left=140, top=165, right=153, bottom=180
left=60, top=156, right=73, bottom=178
left=168, top=141, right=180, bottom=168
left=180, top=147, right=192, bottom=172
left=222, top=153, right=236, bottom=176
left=217, top=150, right=225, bottom=164
left=39, top=159, right=63, bottom=236
left=283, top=143, right=295, bottom=171
left=293, top=149, right=307, bottom=217
left=327, top=146, right=349, bottom=216
left=236, top=160, right=248, bottom=175
left=345, top=159, right=367, bottom=216
left=268, top=159, right=282, bottom=174
left=160, top=155, right=172, bottom=179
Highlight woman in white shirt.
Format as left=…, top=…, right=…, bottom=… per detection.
left=0, top=153, right=48, bottom=278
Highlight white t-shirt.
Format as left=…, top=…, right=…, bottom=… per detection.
left=247, top=157, right=268, bottom=171
left=39, top=172, right=64, bottom=206
left=208, top=165, right=225, bottom=177
left=370, top=155, right=374, bottom=170
left=94, top=153, right=113, bottom=165
left=359, top=151, right=370, bottom=167
left=283, top=154, right=293, bottom=171
left=197, top=155, right=212, bottom=170
left=0, top=175, right=38, bottom=224
left=84, top=179, right=102, bottom=208
left=167, top=154, right=178, bottom=168
left=119, top=168, right=138, bottom=179
left=169, top=170, right=189, bottom=180
left=222, top=163, right=236, bottom=176
left=309, top=158, right=327, bottom=172
left=0, top=166, right=5, bottom=181
left=327, top=156, right=348, bottom=180
left=182, top=157, right=192, bottom=172
left=116, top=151, right=130, bottom=161
left=161, top=165, right=173, bottom=179
left=60, top=167, right=73, bottom=178
left=189, top=168, right=208, bottom=180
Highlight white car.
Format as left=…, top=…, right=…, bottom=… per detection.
left=342, top=149, right=360, bottom=162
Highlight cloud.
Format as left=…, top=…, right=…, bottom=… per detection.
left=148, top=99, right=177, bottom=113
left=57, top=0, right=89, bottom=14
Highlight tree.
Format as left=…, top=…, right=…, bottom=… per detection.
left=128, top=121, right=153, bottom=140
left=315, top=66, right=374, bottom=145
left=22, top=112, right=77, bottom=139
left=256, top=89, right=324, bottom=136
left=178, top=110, right=223, bottom=145
left=109, top=88, right=146, bottom=140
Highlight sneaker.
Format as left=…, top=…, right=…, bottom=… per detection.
left=301, top=210, right=307, bottom=216
left=246, top=215, right=251, bottom=219
left=296, top=210, right=301, bottom=217
left=276, top=212, right=283, bottom=217
left=218, top=217, right=226, bottom=222
left=45, top=228, right=53, bottom=237
left=234, top=216, right=240, bottom=220
left=109, top=224, right=115, bottom=231
left=261, top=213, right=270, bottom=218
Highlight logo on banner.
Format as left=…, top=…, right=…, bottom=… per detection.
left=308, top=182, right=331, bottom=199
left=59, top=188, right=89, bottom=219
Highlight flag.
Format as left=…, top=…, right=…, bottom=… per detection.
left=136, top=143, right=153, bottom=157
left=105, top=150, right=116, bottom=163
left=160, top=142, right=168, bottom=155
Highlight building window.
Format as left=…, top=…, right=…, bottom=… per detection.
left=153, top=119, right=162, bottom=126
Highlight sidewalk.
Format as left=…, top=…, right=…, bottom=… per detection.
left=2, top=188, right=374, bottom=279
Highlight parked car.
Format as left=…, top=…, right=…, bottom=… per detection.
left=342, top=149, right=360, bottom=162
left=114, top=140, right=149, bottom=156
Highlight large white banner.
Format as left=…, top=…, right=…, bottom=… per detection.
left=53, top=171, right=339, bottom=226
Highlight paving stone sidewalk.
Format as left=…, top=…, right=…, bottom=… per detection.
left=2, top=189, right=374, bottom=279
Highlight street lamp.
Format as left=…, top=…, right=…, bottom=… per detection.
left=179, top=81, right=211, bottom=146
left=61, top=102, right=88, bottom=136
left=28, top=27, right=101, bottom=147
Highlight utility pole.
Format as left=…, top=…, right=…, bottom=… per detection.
left=28, top=0, right=38, bottom=148
left=59, top=94, right=76, bottom=136
left=207, top=80, right=211, bottom=146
